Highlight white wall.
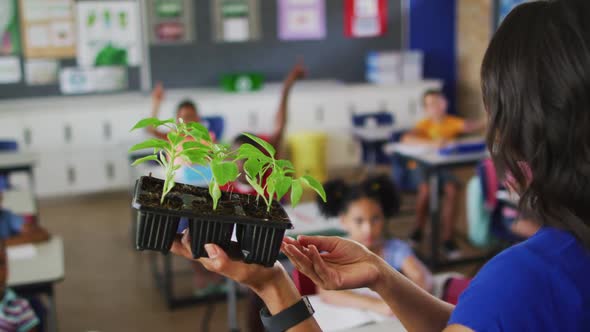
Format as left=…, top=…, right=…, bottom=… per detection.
left=0, top=80, right=440, bottom=197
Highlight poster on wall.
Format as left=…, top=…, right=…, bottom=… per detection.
left=25, top=59, right=59, bottom=85
left=212, top=0, right=261, bottom=43
left=498, top=0, right=529, bottom=26
left=77, top=1, right=142, bottom=67
left=147, top=0, right=195, bottom=45
left=0, top=0, right=21, bottom=55
left=19, top=0, right=76, bottom=58
left=278, top=0, right=325, bottom=41
left=344, top=0, right=387, bottom=38
left=59, top=66, right=127, bottom=94
left=0, top=56, right=21, bottom=83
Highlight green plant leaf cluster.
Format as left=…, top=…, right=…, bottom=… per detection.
left=129, top=118, right=326, bottom=213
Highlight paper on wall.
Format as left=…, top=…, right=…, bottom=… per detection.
left=0, top=0, right=21, bottom=55
left=59, top=66, right=127, bottom=94
left=76, top=1, right=142, bottom=67
left=20, top=0, right=76, bottom=58
left=278, top=0, right=326, bottom=41
left=0, top=56, right=21, bottom=83
left=25, top=59, right=59, bottom=85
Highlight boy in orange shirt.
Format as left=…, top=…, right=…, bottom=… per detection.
left=403, top=89, right=483, bottom=257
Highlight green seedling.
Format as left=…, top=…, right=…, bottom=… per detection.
left=129, top=118, right=326, bottom=213
left=236, top=133, right=327, bottom=212
left=129, top=117, right=238, bottom=209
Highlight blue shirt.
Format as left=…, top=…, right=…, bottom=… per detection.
left=382, top=239, right=413, bottom=271
left=449, top=227, right=590, bottom=331
left=0, top=209, right=23, bottom=239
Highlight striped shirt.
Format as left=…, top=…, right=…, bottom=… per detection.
left=0, top=289, right=39, bottom=332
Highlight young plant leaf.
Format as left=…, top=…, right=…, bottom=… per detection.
left=131, top=154, right=158, bottom=166
left=276, top=159, right=295, bottom=171
left=183, top=150, right=209, bottom=165
left=301, top=175, right=327, bottom=202
left=129, top=139, right=170, bottom=152
left=290, top=179, right=303, bottom=207
left=187, top=122, right=212, bottom=142
left=167, top=131, right=183, bottom=146
left=241, top=133, right=276, bottom=157
left=237, top=143, right=270, bottom=161
left=209, top=181, right=221, bottom=210
left=130, top=117, right=174, bottom=131
left=275, top=175, right=292, bottom=202
left=244, top=158, right=262, bottom=178
left=211, top=160, right=239, bottom=186
left=246, top=175, right=266, bottom=198
left=182, top=141, right=209, bottom=151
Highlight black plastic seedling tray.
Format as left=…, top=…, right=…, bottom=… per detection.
left=132, top=176, right=293, bottom=267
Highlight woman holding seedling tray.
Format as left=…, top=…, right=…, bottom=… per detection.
left=135, top=1, right=590, bottom=331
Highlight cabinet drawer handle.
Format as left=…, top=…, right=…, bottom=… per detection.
left=67, top=166, right=76, bottom=185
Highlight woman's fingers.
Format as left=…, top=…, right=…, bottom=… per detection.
left=282, top=244, right=323, bottom=285
left=308, top=244, right=334, bottom=287
left=170, top=233, right=192, bottom=260
left=198, top=244, right=230, bottom=273
left=297, top=235, right=340, bottom=253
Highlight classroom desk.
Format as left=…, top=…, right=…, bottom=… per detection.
left=385, top=143, right=489, bottom=269
left=8, top=236, right=65, bottom=332
left=2, top=190, right=36, bottom=215
left=0, top=151, right=37, bottom=174
left=284, top=202, right=346, bottom=237
left=343, top=321, right=407, bottom=332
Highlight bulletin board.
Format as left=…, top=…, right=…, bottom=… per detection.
left=0, top=0, right=402, bottom=100
left=149, top=0, right=403, bottom=88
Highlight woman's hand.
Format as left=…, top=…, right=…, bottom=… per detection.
left=170, top=232, right=284, bottom=294
left=282, top=236, right=382, bottom=291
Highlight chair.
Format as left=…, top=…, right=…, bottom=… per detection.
left=201, top=116, right=225, bottom=141
left=0, top=140, right=18, bottom=190
left=351, top=112, right=396, bottom=167
left=292, top=269, right=317, bottom=296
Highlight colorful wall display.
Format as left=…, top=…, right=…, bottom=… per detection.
left=19, top=0, right=76, bottom=58
left=0, top=56, right=21, bottom=83
left=0, top=0, right=21, bottom=55
left=278, top=0, right=326, bottom=41
left=25, top=59, right=59, bottom=85
left=212, top=0, right=261, bottom=43
left=59, top=66, right=127, bottom=94
left=147, top=0, right=195, bottom=45
left=77, top=1, right=142, bottom=67
left=344, top=0, right=387, bottom=38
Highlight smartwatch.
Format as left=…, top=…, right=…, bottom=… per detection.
left=260, top=296, right=315, bottom=332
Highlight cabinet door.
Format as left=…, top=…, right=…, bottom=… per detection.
left=0, top=116, right=24, bottom=148
left=104, top=148, right=131, bottom=191
left=67, top=150, right=107, bottom=194
left=20, top=114, right=65, bottom=152
left=34, top=152, right=69, bottom=197
left=66, top=111, right=107, bottom=149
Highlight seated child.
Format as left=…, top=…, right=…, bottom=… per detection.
left=0, top=190, right=49, bottom=246
left=0, top=240, right=40, bottom=332
left=402, top=89, right=484, bottom=256
left=316, top=175, right=433, bottom=315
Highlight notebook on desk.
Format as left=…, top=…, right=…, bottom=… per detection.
left=307, top=294, right=397, bottom=332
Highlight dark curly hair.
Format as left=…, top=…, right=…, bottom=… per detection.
left=317, top=175, right=401, bottom=219
left=482, top=0, right=590, bottom=247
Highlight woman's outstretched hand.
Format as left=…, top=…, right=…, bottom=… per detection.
left=282, top=235, right=382, bottom=291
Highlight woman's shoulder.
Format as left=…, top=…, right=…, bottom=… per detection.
left=449, top=227, right=590, bottom=331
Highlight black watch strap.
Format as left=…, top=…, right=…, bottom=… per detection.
left=260, top=296, right=315, bottom=332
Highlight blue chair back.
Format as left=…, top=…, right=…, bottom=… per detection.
left=0, top=140, right=18, bottom=190
left=351, top=112, right=395, bottom=165
left=201, top=116, right=225, bottom=141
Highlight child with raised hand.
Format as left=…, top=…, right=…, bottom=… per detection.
left=316, top=175, right=433, bottom=315
left=402, top=90, right=485, bottom=256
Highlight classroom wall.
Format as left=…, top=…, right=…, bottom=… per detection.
left=408, top=0, right=457, bottom=114
left=149, top=1, right=403, bottom=88
left=457, top=0, right=492, bottom=119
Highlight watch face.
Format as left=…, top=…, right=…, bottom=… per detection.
left=303, top=296, right=315, bottom=314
